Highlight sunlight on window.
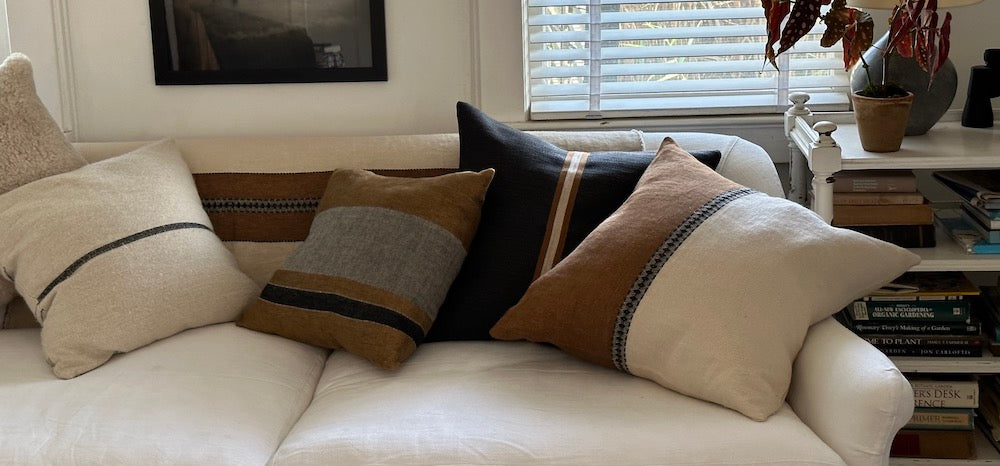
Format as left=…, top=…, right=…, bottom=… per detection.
left=526, top=1, right=850, bottom=119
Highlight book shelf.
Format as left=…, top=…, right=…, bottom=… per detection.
left=785, top=94, right=1000, bottom=464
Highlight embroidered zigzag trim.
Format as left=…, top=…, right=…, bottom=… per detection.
left=202, top=198, right=320, bottom=213
left=611, top=188, right=755, bottom=372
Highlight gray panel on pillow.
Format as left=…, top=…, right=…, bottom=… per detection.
left=284, top=206, right=466, bottom=319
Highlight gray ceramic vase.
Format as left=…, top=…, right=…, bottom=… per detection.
left=850, top=34, right=958, bottom=136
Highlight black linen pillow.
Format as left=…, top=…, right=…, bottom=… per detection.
left=425, top=102, right=721, bottom=341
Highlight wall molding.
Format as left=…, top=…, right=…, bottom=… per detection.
left=0, top=1, right=10, bottom=55
left=468, top=0, right=481, bottom=108
left=51, top=0, right=77, bottom=140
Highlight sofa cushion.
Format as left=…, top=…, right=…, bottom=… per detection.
left=238, top=168, right=494, bottom=369
left=0, top=140, right=258, bottom=378
left=271, top=341, right=846, bottom=465
left=491, top=139, right=920, bottom=421
left=428, top=103, right=720, bottom=342
left=0, top=324, right=326, bottom=464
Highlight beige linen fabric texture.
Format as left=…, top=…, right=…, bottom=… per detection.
left=493, top=139, right=920, bottom=421
left=1, top=53, right=88, bottom=315
left=0, top=140, right=258, bottom=378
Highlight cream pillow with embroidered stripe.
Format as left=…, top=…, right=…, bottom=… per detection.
left=491, top=139, right=920, bottom=421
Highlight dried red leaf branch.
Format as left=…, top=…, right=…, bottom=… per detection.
left=763, top=0, right=953, bottom=90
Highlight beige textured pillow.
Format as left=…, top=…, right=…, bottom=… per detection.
left=0, top=140, right=258, bottom=378
left=0, top=53, right=88, bottom=316
left=491, top=139, right=921, bottom=421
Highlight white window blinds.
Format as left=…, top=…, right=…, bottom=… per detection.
left=526, top=0, right=850, bottom=120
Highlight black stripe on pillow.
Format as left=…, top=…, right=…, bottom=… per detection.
left=37, top=222, right=212, bottom=303
left=259, top=284, right=425, bottom=344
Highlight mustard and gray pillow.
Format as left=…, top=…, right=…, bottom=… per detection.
left=237, top=168, right=493, bottom=369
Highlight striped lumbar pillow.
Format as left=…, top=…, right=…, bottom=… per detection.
left=491, top=139, right=920, bottom=421
left=237, top=168, right=494, bottom=369
left=0, top=140, right=259, bottom=378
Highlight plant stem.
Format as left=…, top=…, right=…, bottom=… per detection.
left=859, top=54, right=874, bottom=93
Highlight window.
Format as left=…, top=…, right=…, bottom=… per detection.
left=526, top=0, right=850, bottom=120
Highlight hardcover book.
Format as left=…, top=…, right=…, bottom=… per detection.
left=833, top=192, right=927, bottom=205
left=933, top=170, right=1000, bottom=210
left=873, top=345, right=982, bottom=357
left=962, top=201, right=1000, bottom=232
left=850, top=300, right=972, bottom=322
left=843, top=224, right=936, bottom=248
left=833, top=170, right=918, bottom=193
left=976, top=290, right=1000, bottom=342
left=861, top=334, right=984, bottom=347
left=935, top=208, right=1000, bottom=254
left=845, top=318, right=981, bottom=336
left=831, top=199, right=933, bottom=227
left=910, top=379, right=979, bottom=409
left=904, top=408, right=976, bottom=430
left=866, top=271, right=980, bottom=301
left=891, top=429, right=976, bottom=459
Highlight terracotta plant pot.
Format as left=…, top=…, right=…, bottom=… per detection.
left=851, top=91, right=915, bottom=152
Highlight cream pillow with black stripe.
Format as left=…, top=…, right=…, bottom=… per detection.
left=0, top=140, right=258, bottom=378
left=237, top=168, right=493, bottom=369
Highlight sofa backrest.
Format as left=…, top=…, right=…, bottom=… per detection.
left=66, top=131, right=784, bottom=287
left=73, top=130, right=784, bottom=197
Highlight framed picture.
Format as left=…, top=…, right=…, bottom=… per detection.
left=148, top=0, right=387, bottom=85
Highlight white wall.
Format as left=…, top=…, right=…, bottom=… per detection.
left=5, top=0, right=1000, bottom=145
left=64, top=0, right=474, bottom=141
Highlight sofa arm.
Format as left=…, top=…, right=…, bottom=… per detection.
left=787, top=317, right=913, bottom=466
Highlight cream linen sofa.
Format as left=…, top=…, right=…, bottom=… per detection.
left=0, top=130, right=912, bottom=465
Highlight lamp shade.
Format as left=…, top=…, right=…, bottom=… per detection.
left=847, top=0, right=982, bottom=10
left=846, top=0, right=981, bottom=8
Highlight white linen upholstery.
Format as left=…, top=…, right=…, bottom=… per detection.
left=0, top=324, right=327, bottom=465
left=272, top=341, right=846, bottom=465
left=644, top=132, right=786, bottom=198
left=789, top=317, right=915, bottom=466
left=0, top=131, right=914, bottom=465
left=73, top=131, right=645, bottom=172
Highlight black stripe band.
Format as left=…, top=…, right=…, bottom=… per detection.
left=36, top=222, right=213, bottom=303
left=259, top=284, right=426, bottom=344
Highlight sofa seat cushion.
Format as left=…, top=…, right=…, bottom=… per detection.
left=272, top=341, right=846, bottom=465
left=0, top=323, right=327, bottom=465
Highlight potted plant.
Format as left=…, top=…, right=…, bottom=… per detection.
left=764, top=0, right=953, bottom=152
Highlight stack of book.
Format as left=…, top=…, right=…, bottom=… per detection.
left=933, top=170, right=1000, bottom=254
left=840, top=271, right=983, bottom=357
left=892, top=377, right=979, bottom=460
left=832, top=170, right=935, bottom=248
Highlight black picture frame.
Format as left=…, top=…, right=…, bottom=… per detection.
left=148, top=0, right=387, bottom=85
